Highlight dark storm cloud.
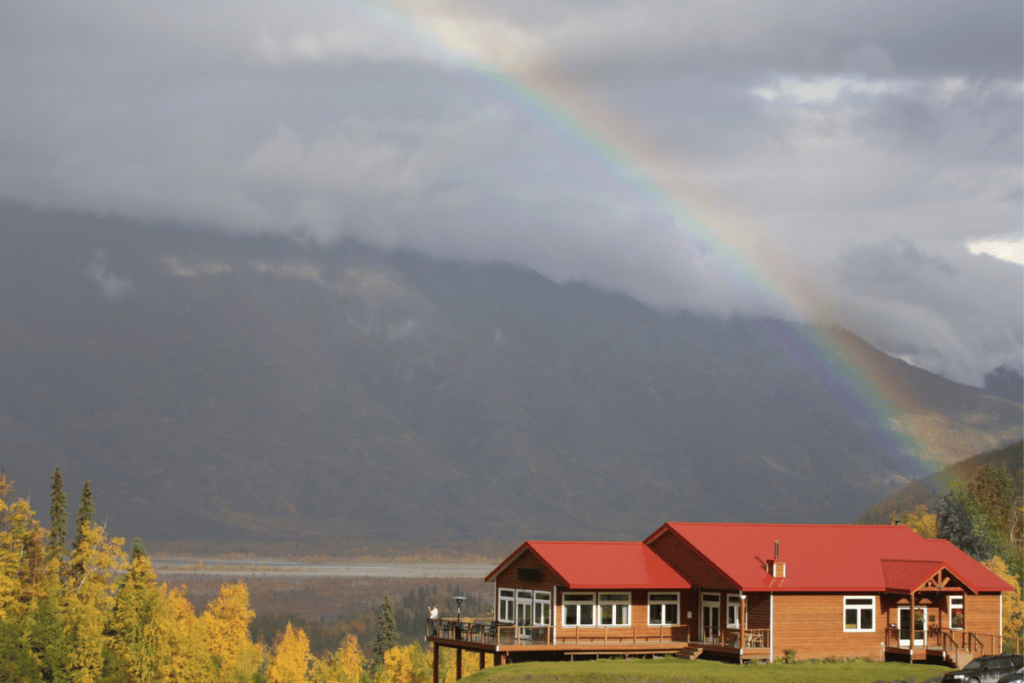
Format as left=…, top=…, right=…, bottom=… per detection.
left=0, top=0, right=1020, bottom=385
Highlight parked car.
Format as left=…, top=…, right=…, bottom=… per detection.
left=942, top=655, right=1024, bottom=683
left=997, top=664, right=1024, bottom=683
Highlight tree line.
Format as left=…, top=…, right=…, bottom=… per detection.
left=890, top=462, right=1023, bottom=641
left=0, top=468, right=483, bottom=683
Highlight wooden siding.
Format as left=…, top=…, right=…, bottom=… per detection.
left=772, top=594, right=884, bottom=661
left=493, top=548, right=558, bottom=591
left=647, top=532, right=734, bottom=590
left=964, top=594, right=1002, bottom=637
left=745, top=593, right=771, bottom=630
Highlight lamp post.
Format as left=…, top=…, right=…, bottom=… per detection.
left=453, top=596, right=466, bottom=641
left=453, top=596, right=466, bottom=621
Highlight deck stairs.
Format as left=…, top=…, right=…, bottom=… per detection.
left=945, top=648, right=975, bottom=669
left=674, top=645, right=703, bottom=660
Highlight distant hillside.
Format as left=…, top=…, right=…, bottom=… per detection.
left=0, top=202, right=1020, bottom=554
left=857, top=440, right=1024, bottom=525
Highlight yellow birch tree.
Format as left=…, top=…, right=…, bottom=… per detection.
left=62, top=521, right=126, bottom=683
left=378, top=644, right=430, bottom=683
left=109, top=551, right=174, bottom=683
left=983, top=556, right=1023, bottom=640
left=312, top=633, right=365, bottom=683
left=200, top=581, right=262, bottom=683
left=165, top=585, right=215, bottom=683
left=267, top=621, right=312, bottom=683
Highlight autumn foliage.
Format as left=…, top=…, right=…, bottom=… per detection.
left=0, top=471, right=478, bottom=683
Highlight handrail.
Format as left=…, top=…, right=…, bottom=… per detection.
left=427, top=618, right=697, bottom=647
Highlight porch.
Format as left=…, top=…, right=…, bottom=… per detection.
left=882, top=627, right=1023, bottom=667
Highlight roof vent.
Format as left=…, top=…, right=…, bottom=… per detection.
left=768, top=541, right=785, bottom=577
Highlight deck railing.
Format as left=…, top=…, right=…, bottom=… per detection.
left=427, top=619, right=691, bottom=647
left=722, top=629, right=770, bottom=650
left=884, top=627, right=1017, bottom=657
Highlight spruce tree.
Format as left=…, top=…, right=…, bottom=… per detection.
left=370, top=592, right=397, bottom=678
left=72, top=480, right=94, bottom=552
left=70, top=480, right=95, bottom=582
left=48, top=466, right=68, bottom=556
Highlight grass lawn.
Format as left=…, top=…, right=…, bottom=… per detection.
left=464, top=658, right=951, bottom=683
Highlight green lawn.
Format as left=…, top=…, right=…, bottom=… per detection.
left=464, top=658, right=950, bottom=683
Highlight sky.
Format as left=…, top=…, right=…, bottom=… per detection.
left=1, top=0, right=1021, bottom=386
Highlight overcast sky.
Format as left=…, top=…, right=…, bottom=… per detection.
left=2, top=0, right=1021, bottom=385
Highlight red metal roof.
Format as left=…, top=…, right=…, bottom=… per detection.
left=880, top=559, right=947, bottom=592
left=646, top=522, right=1012, bottom=594
left=485, top=541, right=691, bottom=590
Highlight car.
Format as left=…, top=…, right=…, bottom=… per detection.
left=997, top=665, right=1024, bottom=683
left=942, top=655, right=1024, bottom=683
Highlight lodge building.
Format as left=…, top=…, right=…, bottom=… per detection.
left=425, top=522, right=1016, bottom=681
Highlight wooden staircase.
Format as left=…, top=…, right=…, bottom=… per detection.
left=674, top=645, right=703, bottom=660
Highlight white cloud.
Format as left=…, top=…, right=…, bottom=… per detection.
left=967, top=238, right=1024, bottom=266
left=87, top=251, right=133, bottom=300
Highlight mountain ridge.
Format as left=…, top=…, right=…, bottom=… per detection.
left=0, top=202, right=1019, bottom=555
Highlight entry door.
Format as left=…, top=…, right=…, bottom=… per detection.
left=515, top=591, right=533, bottom=639
left=898, top=607, right=926, bottom=647
left=701, top=594, right=721, bottom=644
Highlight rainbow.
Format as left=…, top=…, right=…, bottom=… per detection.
left=350, top=1, right=956, bottom=484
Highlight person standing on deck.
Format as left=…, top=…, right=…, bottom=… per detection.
left=429, top=605, right=439, bottom=636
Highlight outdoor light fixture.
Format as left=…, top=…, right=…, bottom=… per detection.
left=453, top=596, right=466, bottom=620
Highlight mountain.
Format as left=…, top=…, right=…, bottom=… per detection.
left=0, top=202, right=1020, bottom=555
left=857, top=440, right=1023, bottom=525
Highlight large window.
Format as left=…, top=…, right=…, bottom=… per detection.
left=599, top=593, right=630, bottom=626
left=534, top=591, right=551, bottom=626
left=843, top=596, right=875, bottom=632
left=949, top=595, right=964, bottom=630
left=726, top=595, right=742, bottom=629
left=498, top=589, right=514, bottom=624
left=563, top=593, right=595, bottom=627
left=648, top=593, right=680, bottom=626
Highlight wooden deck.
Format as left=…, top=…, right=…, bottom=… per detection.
left=425, top=618, right=770, bottom=662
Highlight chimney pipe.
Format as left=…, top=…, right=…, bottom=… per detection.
left=774, top=540, right=779, bottom=559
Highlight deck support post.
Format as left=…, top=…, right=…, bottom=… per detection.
left=479, top=651, right=485, bottom=671
left=493, top=651, right=502, bottom=667
left=739, top=594, right=746, bottom=657
left=909, top=592, right=915, bottom=664
left=432, top=644, right=439, bottom=683
left=455, top=648, right=462, bottom=681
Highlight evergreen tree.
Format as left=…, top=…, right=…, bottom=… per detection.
left=937, top=488, right=993, bottom=560
left=48, top=467, right=67, bottom=557
left=130, top=538, right=146, bottom=562
left=28, top=584, right=71, bottom=683
left=109, top=551, right=171, bottom=683
left=370, top=593, right=397, bottom=679
left=73, top=481, right=94, bottom=553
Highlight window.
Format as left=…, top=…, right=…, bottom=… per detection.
left=534, top=591, right=551, bottom=626
left=843, top=596, right=875, bottom=632
left=599, top=593, right=630, bottom=626
left=498, top=589, right=514, bottom=623
left=516, top=590, right=533, bottom=625
left=949, top=595, right=964, bottom=630
left=563, top=593, right=595, bottom=627
left=517, top=567, right=542, bottom=583
left=648, top=593, right=680, bottom=626
left=726, top=595, right=742, bottom=629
